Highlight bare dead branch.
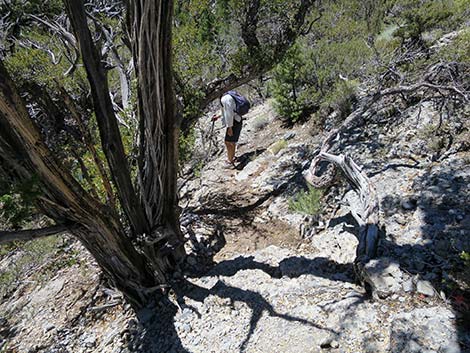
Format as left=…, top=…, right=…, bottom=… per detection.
left=0, top=224, right=72, bottom=245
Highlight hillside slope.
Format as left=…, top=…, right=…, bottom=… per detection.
left=1, top=37, right=470, bottom=353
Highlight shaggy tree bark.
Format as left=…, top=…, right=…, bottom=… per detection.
left=0, top=0, right=185, bottom=308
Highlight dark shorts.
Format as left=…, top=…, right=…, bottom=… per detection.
left=225, top=119, right=243, bottom=143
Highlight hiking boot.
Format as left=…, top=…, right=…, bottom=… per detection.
left=223, top=160, right=236, bottom=170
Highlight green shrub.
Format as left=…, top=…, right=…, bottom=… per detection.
left=289, top=186, right=323, bottom=215
left=0, top=177, right=40, bottom=229
left=438, top=28, right=470, bottom=62
left=270, top=44, right=313, bottom=122
left=461, top=251, right=470, bottom=263
left=323, top=80, right=358, bottom=119
left=392, top=0, right=459, bottom=44
left=179, top=126, right=197, bottom=166
left=253, top=116, right=269, bottom=130
left=268, top=139, right=288, bottom=155
left=270, top=2, right=374, bottom=124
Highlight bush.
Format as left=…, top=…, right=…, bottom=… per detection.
left=289, top=186, right=323, bottom=215
left=438, top=28, right=470, bottom=62
left=322, top=80, right=358, bottom=119
left=179, top=126, right=197, bottom=166
left=268, top=139, right=288, bottom=155
left=270, top=2, right=373, bottom=124
left=253, top=116, right=269, bottom=131
left=270, top=44, right=314, bottom=123
left=0, top=178, right=40, bottom=229
left=392, top=0, right=459, bottom=44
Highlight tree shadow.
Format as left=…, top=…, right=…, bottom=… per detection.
left=126, top=251, right=361, bottom=352
left=0, top=317, right=17, bottom=351
left=206, top=254, right=355, bottom=284
left=377, top=165, right=470, bottom=350
left=173, top=278, right=340, bottom=353
left=234, top=148, right=266, bottom=170
left=125, top=298, right=190, bottom=353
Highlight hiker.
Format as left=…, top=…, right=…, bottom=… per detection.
left=212, top=91, right=250, bottom=168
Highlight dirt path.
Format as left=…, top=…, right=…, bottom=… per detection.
left=181, top=103, right=316, bottom=263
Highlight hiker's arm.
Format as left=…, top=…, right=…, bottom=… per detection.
left=227, top=127, right=233, bottom=136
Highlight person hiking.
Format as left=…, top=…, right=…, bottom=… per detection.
left=211, top=91, right=250, bottom=169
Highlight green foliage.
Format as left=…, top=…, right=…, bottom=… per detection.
left=1, top=0, right=63, bottom=18
left=438, top=28, right=470, bottom=62
left=5, top=33, right=88, bottom=93
left=179, top=127, right=197, bottom=166
left=322, top=80, right=358, bottom=118
left=461, top=251, right=470, bottom=265
left=289, top=186, right=323, bottom=215
left=0, top=177, right=41, bottom=229
left=391, top=0, right=468, bottom=44
left=270, top=1, right=373, bottom=122
left=270, top=44, right=311, bottom=122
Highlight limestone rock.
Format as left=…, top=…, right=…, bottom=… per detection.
left=363, top=258, right=403, bottom=298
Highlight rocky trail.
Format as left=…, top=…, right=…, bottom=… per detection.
left=1, top=95, right=470, bottom=352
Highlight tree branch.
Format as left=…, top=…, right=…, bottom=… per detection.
left=185, top=0, right=320, bottom=128
left=64, top=0, right=148, bottom=235
left=0, top=225, right=72, bottom=245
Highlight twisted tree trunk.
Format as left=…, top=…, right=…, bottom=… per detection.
left=0, top=0, right=185, bottom=308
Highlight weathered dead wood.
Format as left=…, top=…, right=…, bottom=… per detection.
left=308, top=152, right=379, bottom=279
left=0, top=225, right=71, bottom=245
left=304, top=69, right=468, bottom=289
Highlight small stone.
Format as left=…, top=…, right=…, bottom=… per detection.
left=363, top=258, right=403, bottom=297
left=330, top=340, right=339, bottom=348
left=83, top=334, right=96, bottom=347
left=399, top=296, right=406, bottom=302
left=401, top=198, right=417, bottom=210
left=283, top=131, right=296, bottom=140
left=187, top=256, right=197, bottom=266
left=417, top=280, right=435, bottom=297
left=442, top=341, right=461, bottom=353
left=440, top=291, right=446, bottom=300
left=403, top=278, right=413, bottom=292
left=456, top=214, right=464, bottom=222
left=44, top=323, right=55, bottom=332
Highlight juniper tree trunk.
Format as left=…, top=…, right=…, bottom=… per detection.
left=128, top=0, right=186, bottom=259
left=0, top=0, right=186, bottom=308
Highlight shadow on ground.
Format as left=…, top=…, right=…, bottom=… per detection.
left=234, top=148, right=266, bottom=170
left=126, top=249, right=361, bottom=352
left=376, top=164, right=470, bottom=351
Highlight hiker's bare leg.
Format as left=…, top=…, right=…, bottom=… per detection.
left=225, top=141, right=236, bottom=163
